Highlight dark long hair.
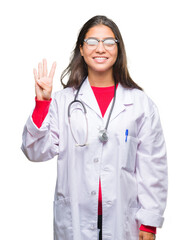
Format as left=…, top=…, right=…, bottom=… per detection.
left=61, top=15, right=142, bottom=90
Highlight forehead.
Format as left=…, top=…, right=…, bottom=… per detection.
left=85, top=25, right=115, bottom=39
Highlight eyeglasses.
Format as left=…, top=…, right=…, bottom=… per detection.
left=83, top=37, right=118, bottom=50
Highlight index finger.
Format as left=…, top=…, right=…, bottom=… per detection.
left=48, top=62, right=57, bottom=80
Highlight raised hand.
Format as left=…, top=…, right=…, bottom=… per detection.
left=33, top=59, right=56, bottom=101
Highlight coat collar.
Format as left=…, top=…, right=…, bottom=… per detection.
left=74, top=78, right=102, bottom=117
left=74, top=77, right=134, bottom=121
left=110, top=82, right=133, bottom=122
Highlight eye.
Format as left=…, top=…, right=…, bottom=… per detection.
left=86, top=38, right=98, bottom=46
left=103, top=38, right=116, bottom=46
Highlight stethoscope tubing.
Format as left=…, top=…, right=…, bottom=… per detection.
left=67, top=77, right=116, bottom=146
left=68, top=78, right=88, bottom=147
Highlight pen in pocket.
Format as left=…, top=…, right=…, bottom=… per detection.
left=125, top=129, right=128, bottom=142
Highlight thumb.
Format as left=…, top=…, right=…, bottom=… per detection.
left=36, top=79, right=50, bottom=90
left=36, top=79, right=43, bottom=88
left=139, top=231, right=144, bottom=240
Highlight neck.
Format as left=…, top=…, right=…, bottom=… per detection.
left=88, top=70, right=114, bottom=87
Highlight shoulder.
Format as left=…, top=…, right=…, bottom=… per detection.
left=131, top=88, right=153, bottom=104
left=49, top=87, right=75, bottom=111
left=51, top=87, right=75, bottom=103
left=122, top=86, right=158, bottom=116
left=53, top=87, right=74, bottom=98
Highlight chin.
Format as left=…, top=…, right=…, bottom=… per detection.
left=89, top=66, right=113, bottom=74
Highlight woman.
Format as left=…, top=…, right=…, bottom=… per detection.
left=22, top=15, right=167, bottom=240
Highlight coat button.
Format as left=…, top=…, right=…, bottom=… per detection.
left=103, top=167, right=110, bottom=171
left=90, top=223, right=96, bottom=230
left=93, top=158, right=99, bottom=163
left=91, top=191, right=96, bottom=196
left=106, top=201, right=112, bottom=205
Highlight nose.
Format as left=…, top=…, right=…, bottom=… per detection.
left=95, top=41, right=106, bottom=53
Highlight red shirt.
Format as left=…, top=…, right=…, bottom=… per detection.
left=32, top=86, right=156, bottom=234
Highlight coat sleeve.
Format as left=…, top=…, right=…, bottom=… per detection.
left=135, top=100, right=168, bottom=228
left=21, top=96, right=59, bottom=162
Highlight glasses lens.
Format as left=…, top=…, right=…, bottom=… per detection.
left=103, top=39, right=116, bottom=49
left=86, top=38, right=98, bottom=46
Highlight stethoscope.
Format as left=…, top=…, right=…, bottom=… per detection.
left=68, top=78, right=117, bottom=147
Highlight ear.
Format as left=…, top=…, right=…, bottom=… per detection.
left=80, top=45, right=84, bottom=57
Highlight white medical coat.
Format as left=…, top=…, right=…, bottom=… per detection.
left=21, top=78, right=168, bottom=240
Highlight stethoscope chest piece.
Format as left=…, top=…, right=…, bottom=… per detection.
left=99, top=129, right=108, bottom=143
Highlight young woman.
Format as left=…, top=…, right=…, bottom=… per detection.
left=22, top=15, right=167, bottom=240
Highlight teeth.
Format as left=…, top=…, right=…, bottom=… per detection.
left=94, top=57, right=107, bottom=60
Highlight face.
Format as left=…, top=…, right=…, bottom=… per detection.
left=80, top=25, right=118, bottom=76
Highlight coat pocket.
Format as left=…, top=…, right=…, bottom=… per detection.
left=126, top=207, right=140, bottom=238
left=120, top=136, right=139, bottom=173
left=54, top=198, right=73, bottom=239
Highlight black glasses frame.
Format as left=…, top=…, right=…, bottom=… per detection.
left=83, top=37, right=119, bottom=46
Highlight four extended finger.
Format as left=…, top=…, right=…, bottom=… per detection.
left=33, top=68, right=38, bottom=82
left=43, top=59, right=47, bottom=77
left=38, top=62, right=42, bottom=79
left=49, top=61, right=56, bottom=80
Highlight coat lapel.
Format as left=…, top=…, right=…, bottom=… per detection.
left=74, top=78, right=134, bottom=122
left=75, top=78, right=102, bottom=118
left=104, top=84, right=134, bottom=123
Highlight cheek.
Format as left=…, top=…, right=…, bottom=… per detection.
left=83, top=53, right=95, bottom=67
left=115, top=48, right=118, bottom=59
left=82, top=55, right=91, bottom=66
left=110, top=46, right=118, bottom=60
left=111, top=50, right=118, bottom=64
left=81, top=48, right=92, bottom=62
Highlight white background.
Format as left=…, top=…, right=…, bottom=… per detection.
left=0, top=0, right=188, bottom=239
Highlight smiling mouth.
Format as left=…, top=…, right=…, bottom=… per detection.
left=93, top=57, right=108, bottom=60
left=93, top=57, right=108, bottom=63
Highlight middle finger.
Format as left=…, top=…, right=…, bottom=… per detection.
left=43, top=59, right=47, bottom=77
